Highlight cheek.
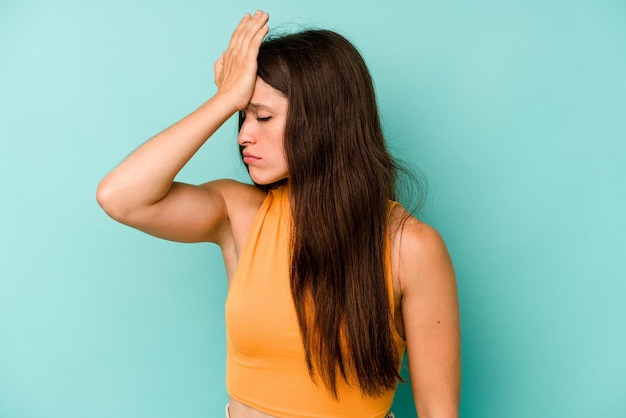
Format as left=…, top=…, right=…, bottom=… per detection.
left=270, top=129, right=286, bottom=155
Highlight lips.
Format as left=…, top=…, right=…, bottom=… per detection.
left=242, top=151, right=260, bottom=165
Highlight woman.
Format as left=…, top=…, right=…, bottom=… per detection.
left=97, top=10, right=460, bottom=418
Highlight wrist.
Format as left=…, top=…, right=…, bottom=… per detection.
left=211, top=90, right=247, bottom=115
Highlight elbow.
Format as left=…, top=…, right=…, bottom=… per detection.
left=415, top=406, right=459, bottom=418
left=415, top=398, right=460, bottom=418
left=96, top=179, right=131, bottom=222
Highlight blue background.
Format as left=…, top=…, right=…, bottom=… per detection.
left=1, top=1, right=625, bottom=417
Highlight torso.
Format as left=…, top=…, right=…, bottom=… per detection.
left=218, top=182, right=409, bottom=417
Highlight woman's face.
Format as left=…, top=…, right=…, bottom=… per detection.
left=238, top=77, right=289, bottom=185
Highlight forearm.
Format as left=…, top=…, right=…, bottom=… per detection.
left=96, top=92, right=237, bottom=218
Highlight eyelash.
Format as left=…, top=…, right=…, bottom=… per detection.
left=240, top=112, right=272, bottom=123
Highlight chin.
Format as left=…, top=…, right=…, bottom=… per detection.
left=249, top=170, right=288, bottom=186
left=250, top=177, right=288, bottom=188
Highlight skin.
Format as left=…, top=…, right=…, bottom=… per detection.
left=239, top=79, right=289, bottom=186
left=96, top=10, right=460, bottom=418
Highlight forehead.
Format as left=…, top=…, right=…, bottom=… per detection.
left=249, top=77, right=287, bottom=110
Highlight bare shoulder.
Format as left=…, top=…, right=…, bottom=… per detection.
left=203, top=179, right=266, bottom=213
left=389, top=205, right=456, bottom=296
left=201, top=179, right=266, bottom=264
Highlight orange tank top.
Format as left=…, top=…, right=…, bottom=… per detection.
left=225, top=185, right=406, bottom=418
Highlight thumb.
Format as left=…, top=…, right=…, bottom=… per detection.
left=214, top=53, right=225, bottom=87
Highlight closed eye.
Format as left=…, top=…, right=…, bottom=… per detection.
left=240, top=109, right=271, bottom=122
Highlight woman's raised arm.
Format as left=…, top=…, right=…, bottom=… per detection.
left=96, top=11, right=269, bottom=244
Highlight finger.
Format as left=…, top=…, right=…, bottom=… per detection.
left=244, top=10, right=269, bottom=36
left=226, top=13, right=251, bottom=52
left=214, top=53, right=224, bottom=85
left=229, top=11, right=268, bottom=54
left=237, top=12, right=269, bottom=61
left=228, top=11, right=264, bottom=51
left=247, top=22, right=269, bottom=57
left=245, top=11, right=269, bottom=44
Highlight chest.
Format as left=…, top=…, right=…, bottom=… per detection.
left=225, top=205, right=303, bottom=357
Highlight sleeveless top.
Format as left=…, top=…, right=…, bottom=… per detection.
left=225, top=185, right=406, bottom=418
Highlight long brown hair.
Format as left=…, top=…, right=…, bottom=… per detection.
left=240, top=29, right=419, bottom=398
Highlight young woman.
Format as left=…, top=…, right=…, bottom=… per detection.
left=97, top=10, right=460, bottom=418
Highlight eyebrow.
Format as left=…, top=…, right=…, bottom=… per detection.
left=247, top=102, right=272, bottom=111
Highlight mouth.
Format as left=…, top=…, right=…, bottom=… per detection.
left=242, top=151, right=260, bottom=165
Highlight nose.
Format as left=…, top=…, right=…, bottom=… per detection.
left=238, top=116, right=257, bottom=146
